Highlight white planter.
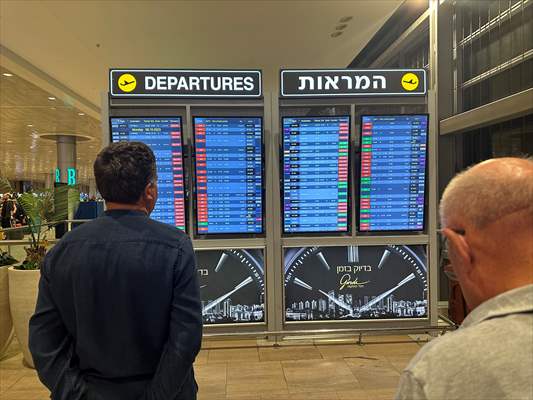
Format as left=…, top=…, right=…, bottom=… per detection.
left=0, top=265, right=14, bottom=357
left=8, top=267, right=40, bottom=368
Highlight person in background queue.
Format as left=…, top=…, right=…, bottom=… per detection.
left=29, top=142, right=203, bottom=400
left=395, top=157, right=533, bottom=400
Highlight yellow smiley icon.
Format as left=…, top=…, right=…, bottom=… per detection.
left=401, top=73, right=419, bottom=91
left=117, top=73, right=137, bottom=93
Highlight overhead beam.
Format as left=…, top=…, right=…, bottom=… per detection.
left=440, top=88, right=533, bottom=135
left=0, top=45, right=101, bottom=120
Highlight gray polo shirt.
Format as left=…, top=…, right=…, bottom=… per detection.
left=395, top=284, right=533, bottom=400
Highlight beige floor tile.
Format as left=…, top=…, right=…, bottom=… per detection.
left=203, top=339, right=258, bottom=349
left=316, top=344, right=368, bottom=360
left=362, top=388, right=399, bottom=400
left=363, top=342, right=421, bottom=358
left=259, top=345, right=322, bottom=362
left=386, top=354, right=416, bottom=373
left=226, top=361, right=287, bottom=395
left=226, top=394, right=262, bottom=400
left=262, top=392, right=338, bottom=400
left=195, top=349, right=209, bottom=366
left=208, top=347, right=259, bottom=364
left=345, top=356, right=400, bottom=390
left=361, top=334, right=414, bottom=344
left=337, top=389, right=374, bottom=400
left=195, top=363, right=227, bottom=396
left=282, top=359, right=359, bottom=393
left=1, top=375, right=50, bottom=399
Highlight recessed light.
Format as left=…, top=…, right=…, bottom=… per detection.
left=2, top=72, right=14, bottom=77
left=27, top=124, right=34, bottom=127
left=331, top=31, right=343, bottom=38
left=78, top=112, right=85, bottom=116
left=336, top=24, right=348, bottom=31
left=7, top=140, right=13, bottom=144
left=48, top=96, right=56, bottom=101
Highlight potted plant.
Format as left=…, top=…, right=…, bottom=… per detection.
left=0, top=176, right=78, bottom=367
left=0, top=249, right=18, bottom=357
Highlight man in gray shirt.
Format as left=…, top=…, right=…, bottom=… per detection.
left=395, top=157, right=533, bottom=400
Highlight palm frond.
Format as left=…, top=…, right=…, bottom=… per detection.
left=0, top=176, right=13, bottom=194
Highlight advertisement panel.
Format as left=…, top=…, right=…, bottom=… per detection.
left=284, top=245, right=427, bottom=322
left=196, top=248, right=265, bottom=324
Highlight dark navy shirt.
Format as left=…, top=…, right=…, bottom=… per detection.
left=29, top=210, right=202, bottom=400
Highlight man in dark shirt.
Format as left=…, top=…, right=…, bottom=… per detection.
left=29, top=142, right=203, bottom=400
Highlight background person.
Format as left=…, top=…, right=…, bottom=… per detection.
left=29, top=142, right=203, bottom=400
left=395, top=157, right=533, bottom=400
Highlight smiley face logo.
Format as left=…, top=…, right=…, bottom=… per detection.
left=117, top=73, right=137, bottom=93
left=401, top=73, right=419, bottom=91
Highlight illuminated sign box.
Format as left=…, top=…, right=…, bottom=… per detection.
left=110, top=69, right=262, bottom=98
left=280, top=69, right=427, bottom=97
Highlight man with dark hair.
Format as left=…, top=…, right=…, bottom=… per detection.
left=29, top=142, right=202, bottom=400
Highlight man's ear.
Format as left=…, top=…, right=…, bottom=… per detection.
left=144, top=182, right=156, bottom=201
left=443, top=228, right=473, bottom=272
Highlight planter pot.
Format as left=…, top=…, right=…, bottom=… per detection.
left=0, top=265, right=14, bottom=357
left=8, top=267, right=40, bottom=368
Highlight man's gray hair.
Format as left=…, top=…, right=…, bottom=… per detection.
left=440, top=156, right=533, bottom=229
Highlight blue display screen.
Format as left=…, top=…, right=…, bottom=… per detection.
left=282, top=116, right=350, bottom=234
left=359, top=115, right=428, bottom=232
left=194, top=117, right=263, bottom=235
left=110, top=117, right=186, bottom=231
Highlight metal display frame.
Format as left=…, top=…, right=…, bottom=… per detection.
left=105, top=68, right=437, bottom=337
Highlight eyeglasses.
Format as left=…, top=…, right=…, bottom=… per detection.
left=438, top=228, right=465, bottom=282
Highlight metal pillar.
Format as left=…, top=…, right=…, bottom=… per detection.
left=56, top=135, right=77, bottom=184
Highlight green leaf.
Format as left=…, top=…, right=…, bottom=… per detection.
left=0, top=175, right=13, bottom=194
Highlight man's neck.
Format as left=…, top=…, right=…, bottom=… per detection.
left=105, top=202, right=148, bottom=214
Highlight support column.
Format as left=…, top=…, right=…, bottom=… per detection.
left=56, top=135, right=77, bottom=184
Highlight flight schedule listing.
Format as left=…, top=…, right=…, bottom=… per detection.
left=283, top=116, right=350, bottom=233
left=110, top=117, right=186, bottom=231
left=194, top=117, right=263, bottom=234
left=359, top=115, right=428, bottom=232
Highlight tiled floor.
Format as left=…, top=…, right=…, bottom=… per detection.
left=0, top=335, right=428, bottom=400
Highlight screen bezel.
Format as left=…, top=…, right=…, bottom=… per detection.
left=109, top=116, right=189, bottom=233
left=280, top=115, right=352, bottom=236
left=191, top=116, right=266, bottom=238
left=356, top=113, right=430, bottom=234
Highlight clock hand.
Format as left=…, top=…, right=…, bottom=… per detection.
left=202, top=276, right=253, bottom=315
left=316, top=251, right=330, bottom=271
left=318, top=289, right=353, bottom=313
left=378, top=249, right=391, bottom=269
left=359, top=273, right=415, bottom=312
left=215, top=252, right=228, bottom=272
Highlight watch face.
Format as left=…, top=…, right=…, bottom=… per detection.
left=284, top=245, right=427, bottom=321
left=196, top=248, right=265, bottom=324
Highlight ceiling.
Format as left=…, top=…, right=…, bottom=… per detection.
left=0, top=0, right=402, bottom=184
left=0, top=66, right=102, bottom=184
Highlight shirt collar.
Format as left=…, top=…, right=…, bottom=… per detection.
left=461, top=284, right=533, bottom=328
left=104, top=209, right=148, bottom=217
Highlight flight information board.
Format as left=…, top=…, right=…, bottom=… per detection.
left=359, top=114, right=428, bottom=232
left=194, top=117, right=263, bottom=235
left=110, top=117, right=186, bottom=231
left=282, top=116, right=350, bottom=234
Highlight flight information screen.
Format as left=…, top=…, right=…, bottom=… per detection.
left=282, top=116, right=350, bottom=234
left=358, top=114, right=428, bottom=232
left=110, top=117, right=186, bottom=231
left=194, top=117, right=263, bottom=235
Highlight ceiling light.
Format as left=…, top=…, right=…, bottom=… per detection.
left=27, top=124, right=34, bottom=127
left=48, top=96, right=56, bottom=101
left=7, top=140, right=13, bottom=144
left=78, top=112, right=85, bottom=116
left=336, top=24, right=348, bottom=31
left=331, top=31, right=343, bottom=38
left=2, top=72, right=14, bottom=77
